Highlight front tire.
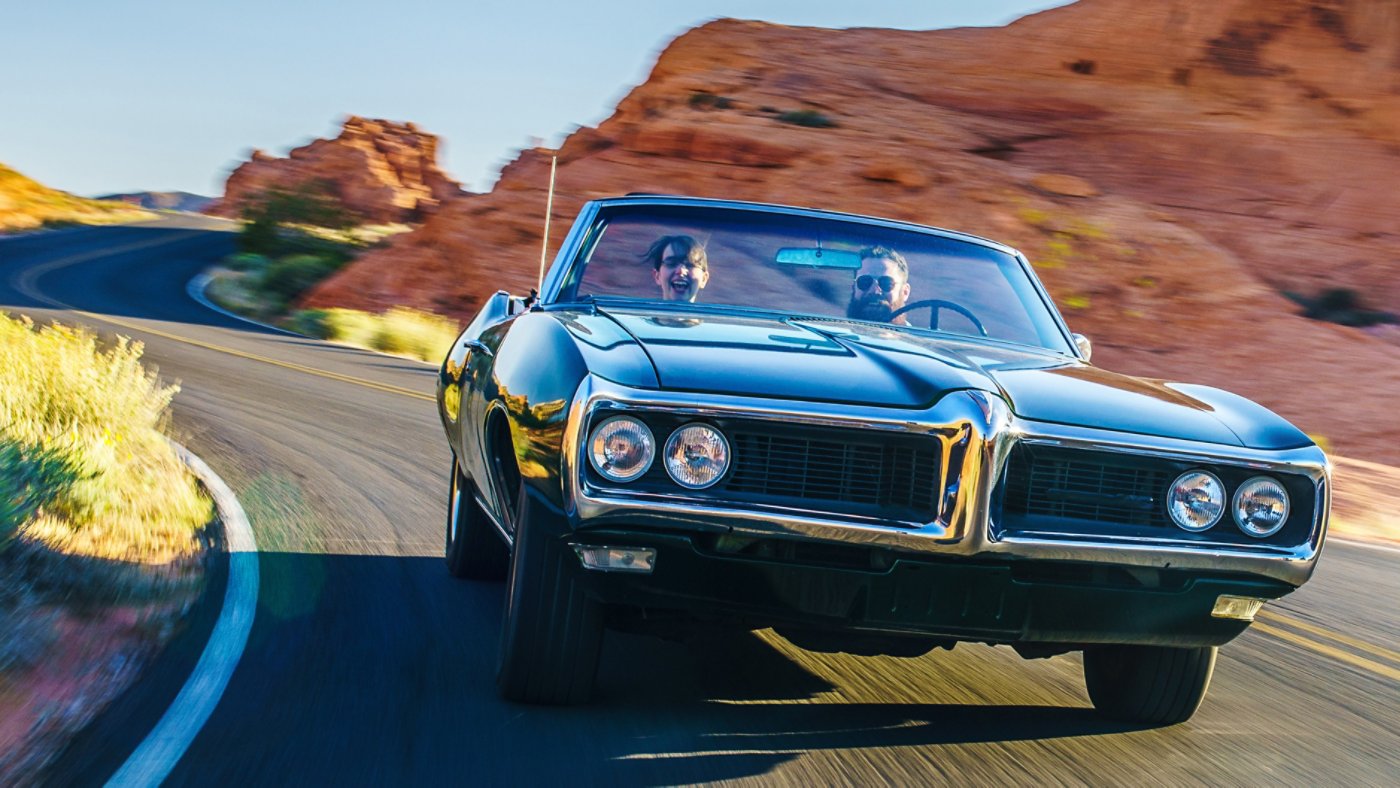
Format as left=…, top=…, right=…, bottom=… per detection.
left=445, top=460, right=509, bottom=580
left=496, top=484, right=604, bottom=705
left=1084, top=644, right=1217, bottom=725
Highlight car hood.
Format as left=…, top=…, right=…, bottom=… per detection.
left=586, top=307, right=1308, bottom=449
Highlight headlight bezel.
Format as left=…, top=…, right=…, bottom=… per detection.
left=1166, top=469, right=1226, bottom=533
left=587, top=415, right=656, bottom=483
left=1232, top=475, right=1291, bottom=538
left=663, top=422, right=731, bottom=490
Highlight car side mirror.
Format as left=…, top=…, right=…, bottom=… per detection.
left=1073, top=333, right=1092, bottom=362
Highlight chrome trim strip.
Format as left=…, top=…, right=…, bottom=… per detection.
left=561, top=377, right=1329, bottom=586
left=473, top=489, right=514, bottom=548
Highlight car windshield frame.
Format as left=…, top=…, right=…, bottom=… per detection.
left=544, top=197, right=1078, bottom=357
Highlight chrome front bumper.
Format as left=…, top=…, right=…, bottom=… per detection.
left=561, top=376, right=1330, bottom=587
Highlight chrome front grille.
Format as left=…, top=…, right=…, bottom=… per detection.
left=723, top=430, right=940, bottom=520
left=1003, top=446, right=1170, bottom=527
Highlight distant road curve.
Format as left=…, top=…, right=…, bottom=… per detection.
left=2, top=217, right=1395, bottom=785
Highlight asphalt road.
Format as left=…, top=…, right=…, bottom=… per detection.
left=4, top=218, right=1398, bottom=785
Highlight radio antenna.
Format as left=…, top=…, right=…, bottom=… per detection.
left=536, top=154, right=558, bottom=296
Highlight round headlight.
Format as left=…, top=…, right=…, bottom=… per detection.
left=588, top=416, right=654, bottom=482
left=1233, top=476, right=1290, bottom=538
left=663, top=423, right=730, bottom=489
left=1167, top=470, right=1225, bottom=532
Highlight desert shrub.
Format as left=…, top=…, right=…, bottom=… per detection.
left=0, top=314, right=209, bottom=561
left=1291, top=288, right=1398, bottom=327
left=294, top=306, right=458, bottom=362
left=689, top=92, right=734, bottom=110
left=777, top=110, right=837, bottom=128
left=288, top=309, right=331, bottom=338
left=257, top=254, right=340, bottom=305
left=0, top=441, right=81, bottom=552
left=369, top=307, right=459, bottom=361
left=225, top=252, right=271, bottom=272
left=322, top=308, right=381, bottom=348
left=238, top=179, right=358, bottom=256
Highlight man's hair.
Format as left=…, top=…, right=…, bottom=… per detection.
left=642, top=235, right=707, bottom=270
left=859, top=245, right=909, bottom=280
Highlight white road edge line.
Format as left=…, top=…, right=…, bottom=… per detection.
left=185, top=272, right=301, bottom=336
left=186, top=271, right=437, bottom=366
left=107, top=442, right=259, bottom=788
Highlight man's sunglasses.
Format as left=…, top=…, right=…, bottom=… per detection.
left=855, top=274, right=899, bottom=292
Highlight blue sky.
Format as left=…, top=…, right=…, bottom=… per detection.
left=2, top=1, right=1069, bottom=196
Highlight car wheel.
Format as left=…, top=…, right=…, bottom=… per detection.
left=445, top=459, right=509, bottom=580
left=496, top=483, right=604, bottom=705
left=1083, top=644, right=1217, bottom=725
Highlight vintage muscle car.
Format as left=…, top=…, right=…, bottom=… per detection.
left=437, top=195, right=1329, bottom=722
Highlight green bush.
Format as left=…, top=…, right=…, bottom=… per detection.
left=776, top=110, right=837, bottom=128
left=225, top=252, right=271, bottom=272
left=1290, top=288, right=1398, bottom=328
left=689, top=92, right=734, bottom=110
left=288, top=309, right=331, bottom=338
left=0, top=441, right=81, bottom=553
left=237, top=180, right=359, bottom=256
left=257, top=254, right=340, bottom=305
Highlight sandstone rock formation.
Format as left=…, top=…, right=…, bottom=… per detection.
left=303, top=0, right=1400, bottom=464
left=208, top=116, right=463, bottom=224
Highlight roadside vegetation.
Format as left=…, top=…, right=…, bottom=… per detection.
left=0, top=163, right=153, bottom=233
left=0, top=313, right=211, bottom=783
left=1285, top=288, right=1398, bottom=328
left=0, top=314, right=210, bottom=563
left=205, top=180, right=455, bottom=362
left=289, top=306, right=459, bottom=362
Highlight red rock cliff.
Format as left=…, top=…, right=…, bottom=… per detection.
left=303, top=0, right=1400, bottom=463
left=209, top=116, right=463, bottom=223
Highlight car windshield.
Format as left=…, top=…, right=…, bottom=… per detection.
left=557, top=203, right=1073, bottom=354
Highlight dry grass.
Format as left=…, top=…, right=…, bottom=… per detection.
left=0, top=314, right=210, bottom=563
left=288, top=221, right=414, bottom=246
left=0, top=164, right=153, bottom=233
left=294, top=306, right=458, bottom=362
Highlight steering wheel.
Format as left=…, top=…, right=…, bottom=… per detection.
left=888, top=299, right=988, bottom=337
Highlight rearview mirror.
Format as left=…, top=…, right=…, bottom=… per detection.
left=775, top=247, right=861, bottom=269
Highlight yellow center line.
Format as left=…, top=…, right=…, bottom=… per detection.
left=91, top=311, right=436, bottom=401
left=12, top=229, right=435, bottom=403
left=1251, top=621, right=1400, bottom=683
left=1259, top=610, right=1400, bottom=667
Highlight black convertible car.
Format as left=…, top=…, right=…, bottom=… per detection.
left=436, top=195, right=1329, bottom=722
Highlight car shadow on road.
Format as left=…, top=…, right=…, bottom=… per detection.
left=62, top=552, right=1151, bottom=785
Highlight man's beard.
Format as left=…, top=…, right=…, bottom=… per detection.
left=847, top=294, right=894, bottom=322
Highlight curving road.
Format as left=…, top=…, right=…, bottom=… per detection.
left=5, top=218, right=1398, bottom=785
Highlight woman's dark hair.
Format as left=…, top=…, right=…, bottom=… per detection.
left=642, top=235, right=707, bottom=270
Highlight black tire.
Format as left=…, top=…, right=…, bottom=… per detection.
left=1084, top=644, right=1217, bottom=725
left=445, top=460, right=509, bottom=580
left=496, top=484, right=604, bottom=705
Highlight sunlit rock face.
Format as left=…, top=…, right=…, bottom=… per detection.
left=208, top=116, right=464, bottom=224
left=304, top=0, right=1400, bottom=463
